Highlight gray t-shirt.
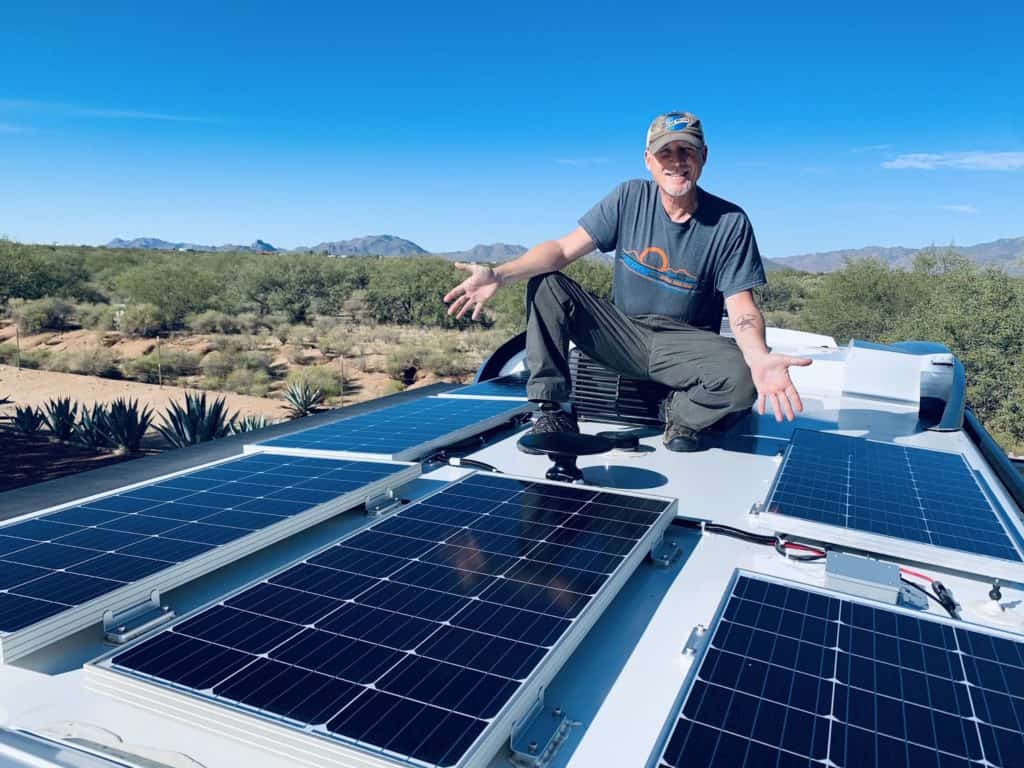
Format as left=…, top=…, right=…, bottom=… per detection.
left=579, top=180, right=766, bottom=332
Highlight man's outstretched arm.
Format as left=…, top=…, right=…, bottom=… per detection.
left=444, top=227, right=595, bottom=320
left=724, top=290, right=812, bottom=422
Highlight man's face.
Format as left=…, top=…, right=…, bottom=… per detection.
left=645, top=141, right=707, bottom=198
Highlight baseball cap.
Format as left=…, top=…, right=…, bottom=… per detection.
left=646, top=112, right=705, bottom=154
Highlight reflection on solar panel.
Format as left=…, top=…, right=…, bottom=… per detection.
left=0, top=453, right=418, bottom=662
left=94, top=474, right=675, bottom=768
left=765, top=430, right=1022, bottom=562
left=655, top=573, right=1024, bottom=768
left=253, top=396, right=528, bottom=460
left=439, top=373, right=529, bottom=401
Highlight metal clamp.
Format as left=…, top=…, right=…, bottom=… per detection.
left=103, top=591, right=175, bottom=644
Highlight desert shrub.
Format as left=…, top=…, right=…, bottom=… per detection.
left=235, top=312, right=260, bottom=333
left=119, top=303, right=165, bottom=337
left=380, top=380, right=406, bottom=395
left=125, top=349, right=199, bottom=383
left=286, top=325, right=314, bottom=348
left=187, top=310, right=241, bottom=334
left=11, top=297, right=76, bottom=333
left=384, top=344, right=423, bottom=382
left=48, top=347, right=121, bottom=378
left=318, top=326, right=357, bottom=358
left=225, top=368, right=272, bottom=397
left=199, top=350, right=234, bottom=379
left=207, top=334, right=259, bottom=354
left=420, top=348, right=472, bottom=378
left=287, top=366, right=344, bottom=399
left=77, top=302, right=119, bottom=331
left=115, top=257, right=221, bottom=328
left=0, top=343, right=17, bottom=365
left=17, top=348, right=51, bottom=370
left=365, top=258, right=475, bottom=327
left=237, top=350, right=274, bottom=374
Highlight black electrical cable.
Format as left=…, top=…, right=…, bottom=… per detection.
left=448, top=457, right=501, bottom=473
left=899, top=577, right=958, bottom=619
left=702, top=522, right=777, bottom=546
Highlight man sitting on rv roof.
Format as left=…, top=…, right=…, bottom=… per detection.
left=443, top=111, right=811, bottom=452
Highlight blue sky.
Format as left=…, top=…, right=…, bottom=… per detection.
left=1, top=1, right=1021, bottom=258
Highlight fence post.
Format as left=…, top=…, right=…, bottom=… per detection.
left=156, top=335, right=163, bottom=387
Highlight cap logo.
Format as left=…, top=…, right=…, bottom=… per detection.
left=665, top=116, right=690, bottom=131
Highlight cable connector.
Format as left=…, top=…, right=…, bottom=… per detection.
left=932, top=581, right=960, bottom=618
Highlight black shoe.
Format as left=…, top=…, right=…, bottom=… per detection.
left=663, top=422, right=702, bottom=452
left=529, top=407, right=579, bottom=436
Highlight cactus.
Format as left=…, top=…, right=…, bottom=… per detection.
left=283, top=382, right=325, bottom=419
left=156, top=392, right=236, bottom=448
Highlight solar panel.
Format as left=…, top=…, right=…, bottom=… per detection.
left=252, top=396, right=529, bottom=460
left=0, top=453, right=419, bottom=663
left=764, top=430, right=1023, bottom=564
left=89, top=473, right=676, bottom=768
left=654, top=572, right=1024, bottom=768
left=438, top=373, right=529, bottom=401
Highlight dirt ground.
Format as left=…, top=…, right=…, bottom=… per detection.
left=0, top=365, right=291, bottom=421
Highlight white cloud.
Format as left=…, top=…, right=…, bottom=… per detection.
left=883, top=151, right=1024, bottom=171
left=939, top=204, right=978, bottom=214
left=0, top=98, right=215, bottom=123
left=555, top=157, right=609, bottom=168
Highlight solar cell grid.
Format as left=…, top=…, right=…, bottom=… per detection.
left=441, top=372, right=530, bottom=400
left=106, top=473, right=674, bottom=768
left=0, top=454, right=413, bottom=634
left=256, top=396, right=527, bottom=459
left=655, top=574, right=1024, bottom=768
left=766, top=430, right=1022, bottom=563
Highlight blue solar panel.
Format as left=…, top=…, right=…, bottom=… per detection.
left=257, top=396, right=527, bottom=458
left=766, top=430, right=1021, bottom=562
left=443, top=373, right=529, bottom=400
left=107, top=474, right=674, bottom=768
left=0, top=454, right=413, bottom=634
left=655, top=574, right=1024, bottom=768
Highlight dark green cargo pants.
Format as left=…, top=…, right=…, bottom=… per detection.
left=525, top=272, right=757, bottom=431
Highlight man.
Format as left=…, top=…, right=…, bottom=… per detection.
left=444, top=112, right=810, bottom=451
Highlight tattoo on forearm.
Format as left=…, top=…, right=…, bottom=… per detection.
left=735, top=312, right=761, bottom=333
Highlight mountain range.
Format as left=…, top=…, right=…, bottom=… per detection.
left=105, top=234, right=1024, bottom=274
left=770, top=236, right=1024, bottom=275
left=105, top=235, right=526, bottom=263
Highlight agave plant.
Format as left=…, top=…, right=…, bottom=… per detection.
left=74, top=403, right=113, bottom=450
left=0, top=394, right=10, bottom=406
left=106, top=397, right=153, bottom=453
left=156, top=391, right=237, bottom=448
left=230, top=414, right=270, bottom=434
left=283, top=382, right=325, bottom=419
left=13, top=405, right=45, bottom=435
left=42, top=396, right=79, bottom=441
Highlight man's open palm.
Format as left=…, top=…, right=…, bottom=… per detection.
left=444, top=263, right=500, bottom=320
left=750, top=353, right=812, bottom=422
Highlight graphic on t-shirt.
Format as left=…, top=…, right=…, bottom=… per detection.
left=621, top=247, right=699, bottom=292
